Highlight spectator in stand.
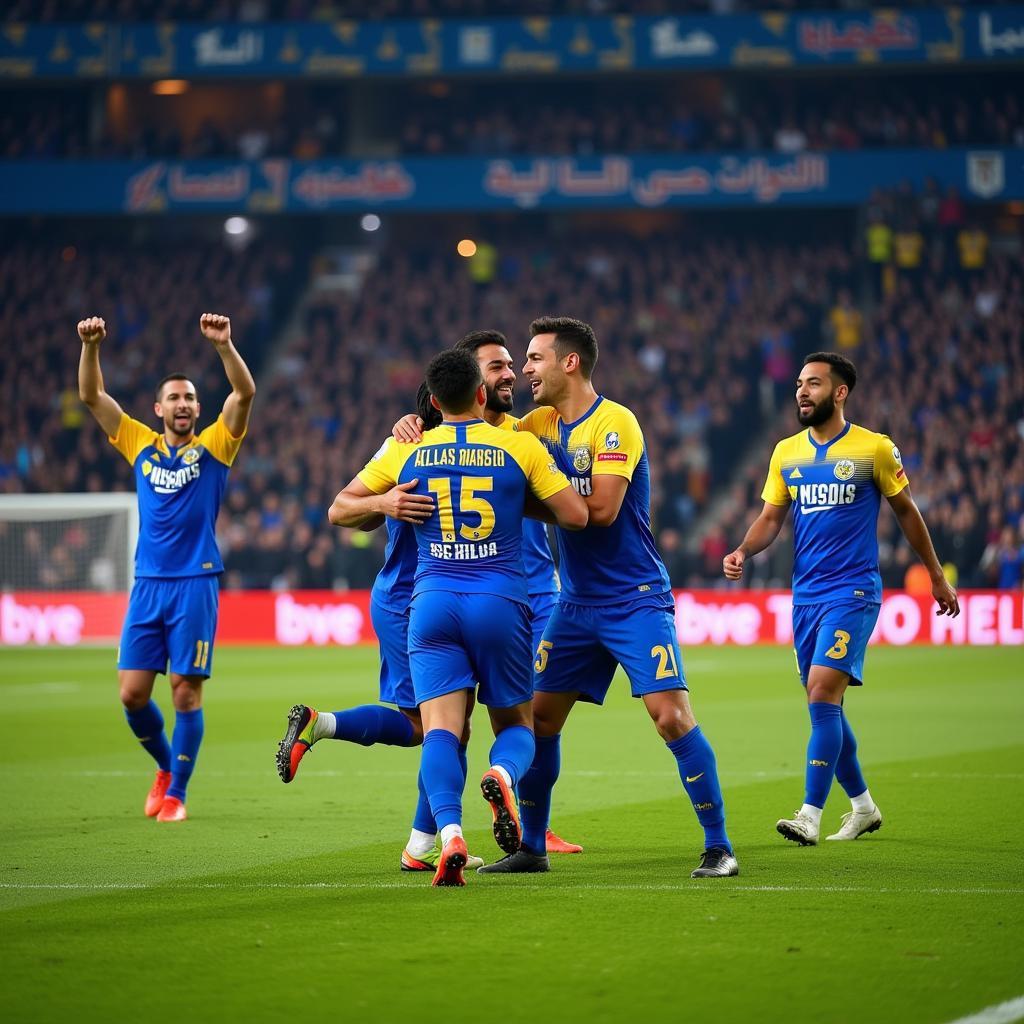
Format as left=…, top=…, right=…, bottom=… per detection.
left=827, top=289, right=862, bottom=351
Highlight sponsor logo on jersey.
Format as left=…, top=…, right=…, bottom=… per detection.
left=572, top=446, right=592, bottom=473
left=892, top=445, right=902, bottom=462
left=809, top=759, right=829, bottom=767
left=604, top=431, right=620, bottom=450
left=181, top=446, right=201, bottom=466
left=547, top=461, right=560, bottom=474
left=789, top=467, right=803, bottom=479
left=798, top=482, right=856, bottom=513
left=147, top=461, right=201, bottom=494
left=597, top=452, right=627, bottom=462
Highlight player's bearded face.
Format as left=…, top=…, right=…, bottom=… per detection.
left=796, top=388, right=835, bottom=427
left=156, top=381, right=199, bottom=437
left=477, top=344, right=516, bottom=414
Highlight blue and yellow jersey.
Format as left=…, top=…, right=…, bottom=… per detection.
left=500, top=413, right=558, bottom=597
left=517, top=397, right=671, bottom=605
left=370, top=518, right=417, bottom=613
left=109, top=413, right=244, bottom=578
left=761, top=422, right=909, bottom=605
left=357, top=419, right=570, bottom=605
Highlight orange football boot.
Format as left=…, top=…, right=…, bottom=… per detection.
left=546, top=829, right=583, bottom=854
left=431, top=835, right=468, bottom=887
left=276, top=704, right=319, bottom=783
left=144, top=770, right=172, bottom=818
left=156, top=796, right=188, bottom=823
left=480, top=768, right=522, bottom=855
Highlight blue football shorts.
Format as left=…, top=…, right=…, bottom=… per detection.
left=792, top=599, right=881, bottom=687
left=370, top=597, right=416, bottom=710
left=529, top=590, right=558, bottom=653
left=118, top=575, right=219, bottom=678
left=533, top=594, right=687, bottom=705
left=408, top=591, right=532, bottom=709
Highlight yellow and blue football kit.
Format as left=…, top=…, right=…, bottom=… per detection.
left=517, top=396, right=681, bottom=704
left=515, top=396, right=733, bottom=860
left=111, top=413, right=244, bottom=678
left=357, top=419, right=570, bottom=709
left=762, top=421, right=909, bottom=686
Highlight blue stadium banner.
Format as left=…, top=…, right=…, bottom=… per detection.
left=2, top=150, right=1021, bottom=214
left=1, top=8, right=1023, bottom=78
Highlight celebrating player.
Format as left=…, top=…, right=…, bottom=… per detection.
left=723, top=352, right=959, bottom=845
left=77, top=313, right=255, bottom=823
left=278, top=384, right=487, bottom=873
left=331, top=349, right=587, bottom=885
left=474, top=317, right=737, bottom=878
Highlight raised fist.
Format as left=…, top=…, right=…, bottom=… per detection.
left=77, top=317, right=106, bottom=345
left=200, top=313, right=232, bottom=347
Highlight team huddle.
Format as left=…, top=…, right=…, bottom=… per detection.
left=76, top=312, right=959, bottom=884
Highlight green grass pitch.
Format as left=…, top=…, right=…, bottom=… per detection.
left=2, top=644, right=1022, bottom=1023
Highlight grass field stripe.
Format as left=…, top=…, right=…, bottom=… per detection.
left=942, top=995, right=1024, bottom=1024
left=3, top=883, right=1023, bottom=895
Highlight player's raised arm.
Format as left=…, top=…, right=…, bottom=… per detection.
left=723, top=500, right=790, bottom=580
left=392, top=413, right=424, bottom=443
left=77, top=316, right=125, bottom=438
left=885, top=487, right=960, bottom=616
left=200, top=313, right=256, bottom=438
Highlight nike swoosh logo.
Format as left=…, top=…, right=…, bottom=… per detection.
left=800, top=505, right=837, bottom=515
left=685, top=772, right=705, bottom=783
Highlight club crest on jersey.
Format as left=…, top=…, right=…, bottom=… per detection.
left=181, top=447, right=201, bottom=466
left=892, top=446, right=902, bottom=463
left=604, top=431, right=620, bottom=450
left=573, top=446, right=592, bottom=473
left=833, top=458, right=855, bottom=482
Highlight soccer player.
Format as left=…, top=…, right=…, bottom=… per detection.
left=278, top=384, right=487, bottom=873
left=454, top=331, right=582, bottom=855
left=77, top=313, right=255, bottom=823
left=723, top=352, right=959, bottom=845
left=484, top=317, right=738, bottom=878
left=331, top=349, right=587, bottom=885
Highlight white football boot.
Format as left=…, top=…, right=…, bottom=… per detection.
left=826, top=805, right=883, bottom=841
left=776, top=810, right=820, bottom=846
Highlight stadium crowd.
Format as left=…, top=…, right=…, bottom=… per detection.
left=3, top=193, right=1019, bottom=593
left=4, top=82, right=1022, bottom=161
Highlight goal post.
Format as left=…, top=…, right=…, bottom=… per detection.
left=0, top=494, right=138, bottom=646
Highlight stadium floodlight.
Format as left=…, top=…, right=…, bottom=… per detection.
left=224, top=216, right=250, bottom=236
left=360, top=214, right=381, bottom=232
left=457, top=239, right=477, bottom=257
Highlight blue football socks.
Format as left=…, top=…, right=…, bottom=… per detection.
left=412, top=742, right=467, bottom=834
left=329, top=705, right=416, bottom=747
left=488, top=724, right=535, bottom=788
left=667, top=726, right=732, bottom=852
left=519, top=733, right=560, bottom=855
left=125, top=700, right=172, bottom=772
left=835, top=709, right=868, bottom=799
left=167, top=707, right=204, bottom=803
left=805, top=702, right=844, bottom=809
left=420, top=729, right=464, bottom=831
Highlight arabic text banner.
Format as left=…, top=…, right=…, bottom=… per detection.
left=2, top=590, right=1021, bottom=648
left=0, top=8, right=1023, bottom=80
left=1, top=149, right=1020, bottom=214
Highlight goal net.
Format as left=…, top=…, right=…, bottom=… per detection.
left=0, top=494, right=138, bottom=646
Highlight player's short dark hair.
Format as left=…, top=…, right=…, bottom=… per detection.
left=415, top=380, right=444, bottom=430
left=454, top=329, right=509, bottom=355
left=802, top=352, right=857, bottom=393
left=529, top=316, right=598, bottom=379
left=155, top=373, right=193, bottom=401
left=425, top=349, right=483, bottom=414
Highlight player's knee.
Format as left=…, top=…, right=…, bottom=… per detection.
left=170, top=677, right=203, bottom=711
left=650, top=707, right=688, bottom=742
left=118, top=673, right=151, bottom=710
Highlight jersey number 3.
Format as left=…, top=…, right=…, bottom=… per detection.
left=428, top=477, right=495, bottom=542
left=825, top=630, right=851, bottom=660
